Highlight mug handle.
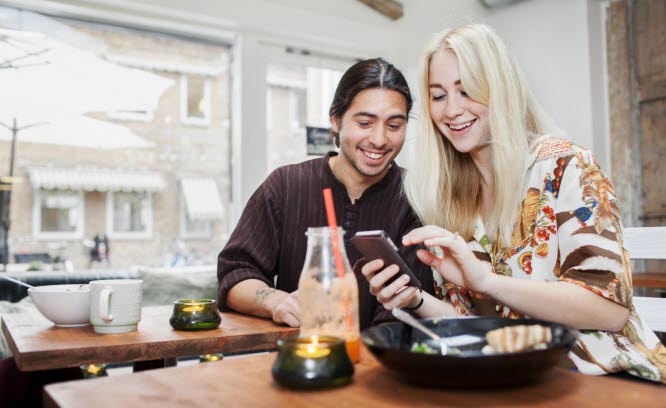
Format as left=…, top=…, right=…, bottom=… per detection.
left=99, top=287, right=114, bottom=321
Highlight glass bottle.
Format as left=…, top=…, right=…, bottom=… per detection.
left=298, top=227, right=361, bottom=363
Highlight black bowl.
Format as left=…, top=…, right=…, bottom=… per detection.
left=361, top=317, right=578, bottom=388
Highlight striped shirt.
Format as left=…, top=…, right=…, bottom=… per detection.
left=217, top=152, right=433, bottom=329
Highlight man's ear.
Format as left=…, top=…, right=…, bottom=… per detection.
left=330, top=116, right=339, bottom=133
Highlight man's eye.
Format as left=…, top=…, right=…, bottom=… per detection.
left=387, top=123, right=403, bottom=131
left=431, top=94, right=446, bottom=101
left=358, top=121, right=371, bottom=127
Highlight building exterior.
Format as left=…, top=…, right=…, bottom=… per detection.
left=0, top=20, right=232, bottom=269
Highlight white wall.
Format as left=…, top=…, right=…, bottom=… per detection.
left=484, top=0, right=596, bottom=151
left=2, top=0, right=607, bottom=220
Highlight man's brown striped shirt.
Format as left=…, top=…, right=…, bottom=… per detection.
left=217, top=152, right=433, bottom=329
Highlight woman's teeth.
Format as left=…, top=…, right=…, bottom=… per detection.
left=449, top=120, right=474, bottom=130
left=362, top=150, right=385, bottom=159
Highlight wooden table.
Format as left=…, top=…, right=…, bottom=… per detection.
left=43, top=347, right=665, bottom=408
left=1, top=305, right=298, bottom=372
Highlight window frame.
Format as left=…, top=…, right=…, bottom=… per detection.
left=289, top=87, right=306, bottom=134
left=32, top=189, right=85, bottom=240
left=105, top=191, right=154, bottom=240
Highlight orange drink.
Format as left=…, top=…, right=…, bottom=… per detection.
left=345, top=336, right=361, bottom=363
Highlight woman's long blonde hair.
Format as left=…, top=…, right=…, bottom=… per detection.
left=404, top=24, right=554, bottom=245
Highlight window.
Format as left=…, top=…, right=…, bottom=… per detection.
left=179, top=178, right=223, bottom=239
left=290, top=88, right=306, bottom=132
left=106, top=191, right=153, bottom=239
left=180, top=74, right=212, bottom=126
left=180, top=199, right=212, bottom=239
left=33, top=189, right=84, bottom=239
left=266, top=63, right=345, bottom=173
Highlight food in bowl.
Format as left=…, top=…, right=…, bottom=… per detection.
left=484, top=324, right=552, bottom=353
left=362, top=317, right=577, bottom=387
left=409, top=342, right=438, bottom=354
left=28, top=284, right=90, bottom=326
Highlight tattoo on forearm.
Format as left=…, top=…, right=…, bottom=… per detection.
left=254, top=288, right=276, bottom=304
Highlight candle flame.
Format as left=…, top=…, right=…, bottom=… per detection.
left=294, top=335, right=330, bottom=358
left=87, top=364, right=102, bottom=375
left=182, top=305, right=205, bottom=312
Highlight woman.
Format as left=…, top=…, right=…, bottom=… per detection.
left=362, top=23, right=666, bottom=382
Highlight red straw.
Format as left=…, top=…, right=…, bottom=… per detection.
left=322, top=188, right=345, bottom=278
left=322, top=188, right=354, bottom=334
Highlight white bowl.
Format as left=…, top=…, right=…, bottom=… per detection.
left=28, top=284, right=90, bottom=326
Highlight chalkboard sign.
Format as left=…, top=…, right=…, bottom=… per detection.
left=306, top=126, right=335, bottom=156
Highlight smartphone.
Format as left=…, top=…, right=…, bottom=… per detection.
left=350, top=230, right=421, bottom=289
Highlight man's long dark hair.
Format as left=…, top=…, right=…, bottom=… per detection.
left=329, top=58, right=412, bottom=147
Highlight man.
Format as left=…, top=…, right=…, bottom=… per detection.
left=218, top=58, right=433, bottom=329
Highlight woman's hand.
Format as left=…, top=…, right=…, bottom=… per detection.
left=403, top=226, right=495, bottom=294
left=360, top=259, right=421, bottom=310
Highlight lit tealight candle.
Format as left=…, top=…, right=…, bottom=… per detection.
left=169, top=299, right=221, bottom=331
left=294, top=336, right=331, bottom=359
left=199, top=353, right=224, bottom=363
left=182, top=305, right=205, bottom=313
left=81, top=363, right=108, bottom=378
left=272, top=335, right=354, bottom=389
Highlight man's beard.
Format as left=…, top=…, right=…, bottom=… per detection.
left=340, top=144, right=391, bottom=178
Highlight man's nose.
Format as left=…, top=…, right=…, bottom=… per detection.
left=368, top=126, right=388, bottom=147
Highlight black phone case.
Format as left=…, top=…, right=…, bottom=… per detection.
left=350, top=231, right=422, bottom=289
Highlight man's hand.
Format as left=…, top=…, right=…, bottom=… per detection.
left=255, top=288, right=300, bottom=327
left=361, top=259, right=420, bottom=310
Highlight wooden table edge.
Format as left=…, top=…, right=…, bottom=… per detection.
left=3, top=309, right=299, bottom=371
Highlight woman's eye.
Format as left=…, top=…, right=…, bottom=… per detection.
left=460, top=90, right=468, bottom=97
left=431, top=94, right=446, bottom=101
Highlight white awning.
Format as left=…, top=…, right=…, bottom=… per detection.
left=27, top=166, right=167, bottom=192
left=181, top=177, right=224, bottom=220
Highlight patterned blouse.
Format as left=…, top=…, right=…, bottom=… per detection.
left=434, top=138, right=666, bottom=383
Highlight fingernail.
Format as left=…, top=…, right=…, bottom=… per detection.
left=400, top=275, right=409, bottom=282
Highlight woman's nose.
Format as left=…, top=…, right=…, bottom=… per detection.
left=444, top=95, right=464, bottom=119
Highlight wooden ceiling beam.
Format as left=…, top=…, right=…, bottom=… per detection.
left=357, top=0, right=403, bottom=20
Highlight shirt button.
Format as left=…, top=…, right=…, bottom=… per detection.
left=495, top=304, right=500, bottom=312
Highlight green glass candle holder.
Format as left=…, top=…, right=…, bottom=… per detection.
left=169, top=299, right=221, bottom=331
left=272, top=335, right=354, bottom=389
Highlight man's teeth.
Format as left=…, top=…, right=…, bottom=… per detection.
left=362, top=150, right=385, bottom=159
left=449, top=120, right=474, bottom=130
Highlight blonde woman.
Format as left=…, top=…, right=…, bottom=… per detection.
left=361, top=23, right=666, bottom=382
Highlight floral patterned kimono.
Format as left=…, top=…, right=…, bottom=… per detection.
left=433, top=138, right=666, bottom=383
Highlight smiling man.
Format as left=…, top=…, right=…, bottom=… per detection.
left=217, top=58, right=433, bottom=330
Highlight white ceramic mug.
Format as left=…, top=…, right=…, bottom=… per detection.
left=89, top=279, right=143, bottom=334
